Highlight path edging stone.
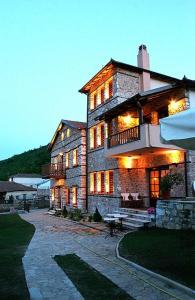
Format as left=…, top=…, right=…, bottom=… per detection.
left=116, top=232, right=195, bottom=299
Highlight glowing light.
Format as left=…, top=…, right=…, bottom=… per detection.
left=165, top=150, right=183, bottom=164
left=120, top=157, right=133, bottom=169
left=168, top=98, right=186, bottom=116
left=123, top=114, right=132, bottom=124
left=61, top=132, right=64, bottom=141
left=72, top=187, right=77, bottom=205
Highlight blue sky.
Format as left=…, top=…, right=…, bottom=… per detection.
left=0, top=0, right=195, bottom=160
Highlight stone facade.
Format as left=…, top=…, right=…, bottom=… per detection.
left=50, top=121, right=86, bottom=211
left=156, top=200, right=195, bottom=230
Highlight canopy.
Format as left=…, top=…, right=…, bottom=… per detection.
left=160, top=108, right=195, bottom=150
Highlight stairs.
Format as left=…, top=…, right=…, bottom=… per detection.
left=115, top=208, right=152, bottom=230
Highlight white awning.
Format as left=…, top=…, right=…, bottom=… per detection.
left=160, top=108, right=195, bottom=150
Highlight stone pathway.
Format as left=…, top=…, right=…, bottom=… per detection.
left=21, top=209, right=193, bottom=300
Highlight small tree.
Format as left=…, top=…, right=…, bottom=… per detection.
left=62, top=206, right=68, bottom=218
left=93, top=207, right=102, bottom=222
left=160, top=172, right=183, bottom=193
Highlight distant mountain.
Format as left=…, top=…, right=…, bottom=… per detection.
left=0, top=146, right=50, bottom=180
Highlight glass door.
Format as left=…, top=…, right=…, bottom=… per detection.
left=149, top=167, right=169, bottom=206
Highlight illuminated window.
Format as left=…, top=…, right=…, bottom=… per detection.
left=90, top=124, right=104, bottom=149
left=108, top=80, right=113, bottom=98
left=94, top=93, right=97, bottom=108
left=151, top=111, right=159, bottom=125
left=66, top=188, right=70, bottom=205
left=67, top=128, right=71, bottom=137
left=90, top=170, right=114, bottom=194
left=97, top=90, right=101, bottom=106
left=89, top=128, right=94, bottom=149
left=73, top=148, right=78, bottom=166
left=51, top=189, right=55, bottom=202
left=90, top=93, right=95, bottom=110
left=61, top=131, right=65, bottom=141
left=72, top=187, right=78, bottom=207
left=97, top=172, right=101, bottom=193
left=90, top=173, right=94, bottom=193
left=65, top=152, right=69, bottom=168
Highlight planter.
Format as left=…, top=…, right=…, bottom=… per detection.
left=162, top=190, right=171, bottom=200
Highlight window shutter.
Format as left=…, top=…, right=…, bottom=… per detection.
left=101, top=172, right=105, bottom=193
left=101, top=88, right=104, bottom=103
left=101, top=124, right=104, bottom=146
left=109, top=171, right=114, bottom=193
left=108, top=81, right=113, bottom=98
left=94, top=127, right=97, bottom=149
left=94, top=173, right=97, bottom=193
left=66, top=188, right=70, bottom=205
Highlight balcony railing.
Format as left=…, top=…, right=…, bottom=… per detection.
left=42, top=163, right=66, bottom=179
left=108, top=125, right=140, bottom=148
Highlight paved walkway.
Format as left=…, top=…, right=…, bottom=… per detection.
left=21, top=209, right=193, bottom=300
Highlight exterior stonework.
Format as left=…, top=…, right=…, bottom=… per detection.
left=46, top=121, right=86, bottom=211
left=156, top=200, right=195, bottom=230
left=45, top=46, right=195, bottom=218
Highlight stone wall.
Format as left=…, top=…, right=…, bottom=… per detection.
left=87, top=69, right=140, bottom=214
left=156, top=200, right=195, bottom=230
left=51, top=125, right=86, bottom=211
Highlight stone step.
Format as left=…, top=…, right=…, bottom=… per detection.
left=126, top=217, right=151, bottom=225
left=117, top=208, right=148, bottom=215
left=128, top=213, right=151, bottom=220
left=122, top=221, right=143, bottom=230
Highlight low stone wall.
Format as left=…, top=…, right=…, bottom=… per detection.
left=156, top=200, right=195, bottom=230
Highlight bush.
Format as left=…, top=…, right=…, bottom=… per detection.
left=68, top=210, right=74, bottom=219
left=88, top=215, right=93, bottom=222
left=62, top=206, right=68, bottom=218
left=72, top=209, right=82, bottom=221
left=93, top=208, right=102, bottom=222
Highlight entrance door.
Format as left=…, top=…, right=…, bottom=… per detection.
left=149, top=167, right=169, bottom=206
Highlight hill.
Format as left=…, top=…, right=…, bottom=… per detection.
left=0, top=146, right=50, bottom=180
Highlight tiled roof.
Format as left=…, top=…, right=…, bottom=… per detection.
left=61, top=119, right=86, bottom=129
left=9, top=173, right=42, bottom=178
left=0, top=181, right=37, bottom=193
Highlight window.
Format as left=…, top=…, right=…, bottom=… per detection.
left=73, top=148, right=78, bottom=166
left=90, top=170, right=114, bottom=194
left=72, top=186, right=78, bottom=207
left=108, top=80, right=113, bottom=98
left=100, top=87, right=104, bottom=103
left=65, top=152, right=69, bottom=168
left=61, top=131, right=65, bottom=141
left=89, top=77, right=113, bottom=110
left=66, top=128, right=71, bottom=137
left=66, top=188, right=70, bottom=205
left=89, top=124, right=104, bottom=149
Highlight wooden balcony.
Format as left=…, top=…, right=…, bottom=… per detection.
left=42, top=163, right=66, bottom=179
left=105, top=124, right=181, bottom=157
left=108, top=126, right=140, bottom=148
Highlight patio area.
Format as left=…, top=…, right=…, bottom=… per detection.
left=20, top=209, right=194, bottom=300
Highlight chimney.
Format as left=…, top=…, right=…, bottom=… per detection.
left=137, top=44, right=150, bottom=91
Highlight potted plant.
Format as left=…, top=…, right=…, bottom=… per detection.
left=160, top=172, right=183, bottom=200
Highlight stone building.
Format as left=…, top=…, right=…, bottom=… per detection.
left=42, top=119, right=86, bottom=210
left=79, top=45, right=195, bottom=215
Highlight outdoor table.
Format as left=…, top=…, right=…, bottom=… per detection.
left=103, top=217, right=119, bottom=237
left=107, top=214, right=128, bottom=231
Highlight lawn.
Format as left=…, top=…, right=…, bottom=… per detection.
left=0, top=214, right=35, bottom=300
left=119, top=228, right=195, bottom=290
left=54, top=254, right=134, bottom=300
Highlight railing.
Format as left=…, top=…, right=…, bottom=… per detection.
left=108, top=125, right=140, bottom=148
left=42, top=163, right=66, bottom=179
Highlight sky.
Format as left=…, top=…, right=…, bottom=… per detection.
left=0, top=0, right=195, bottom=160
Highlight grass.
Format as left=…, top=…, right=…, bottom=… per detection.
left=119, top=228, right=195, bottom=290
left=54, top=254, right=134, bottom=300
left=0, top=214, right=35, bottom=300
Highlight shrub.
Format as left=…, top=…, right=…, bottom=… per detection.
left=88, top=215, right=93, bottom=222
left=72, top=209, right=82, bottom=221
left=160, top=172, right=183, bottom=192
left=62, top=206, right=68, bottom=218
left=93, top=208, right=102, bottom=222
left=68, top=210, right=74, bottom=219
